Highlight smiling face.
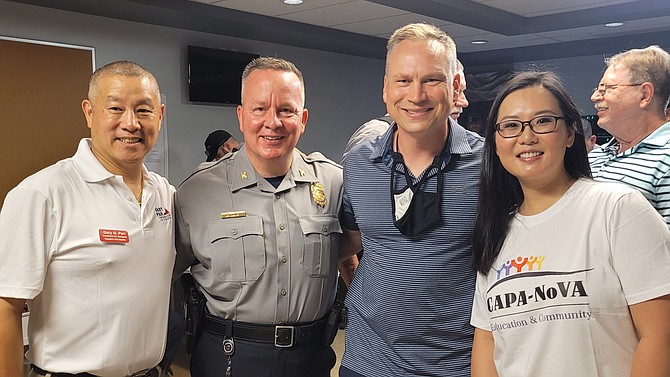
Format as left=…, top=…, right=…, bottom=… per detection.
left=495, top=85, right=575, bottom=188
left=383, top=39, right=455, bottom=138
left=237, top=69, right=307, bottom=177
left=590, top=63, right=641, bottom=138
left=82, top=74, right=164, bottom=175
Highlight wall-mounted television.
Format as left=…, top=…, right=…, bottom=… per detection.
left=187, top=46, right=259, bottom=106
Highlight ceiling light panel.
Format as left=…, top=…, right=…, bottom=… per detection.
left=474, top=0, right=634, bottom=17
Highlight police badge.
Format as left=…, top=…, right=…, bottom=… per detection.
left=310, top=182, right=326, bottom=207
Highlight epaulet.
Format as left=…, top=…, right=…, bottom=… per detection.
left=178, top=152, right=235, bottom=188
left=300, top=150, right=342, bottom=169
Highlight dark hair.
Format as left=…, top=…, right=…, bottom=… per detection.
left=472, top=71, right=591, bottom=275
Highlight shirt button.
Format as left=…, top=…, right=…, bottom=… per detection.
left=275, top=194, right=280, bottom=199
left=281, top=289, right=287, bottom=296
left=279, top=224, right=285, bottom=231
left=322, top=225, right=328, bottom=232
left=281, top=256, right=287, bottom=263
left=127, top=197, right=133, bottom=202
left=231, top=229, right=238, bottom=236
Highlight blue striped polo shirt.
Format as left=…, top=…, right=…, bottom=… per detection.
left=341, top=119, right=484, bottom=377
left=589, top=121, right=670, bottom=227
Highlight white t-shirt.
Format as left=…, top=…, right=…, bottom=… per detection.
left=471, top=178, right=670, bottom=377
left=0, top=139, right=176, bottom=376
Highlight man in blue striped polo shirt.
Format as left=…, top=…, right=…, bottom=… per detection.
left=338, top=23, right=483, bottom=377
left=589, top=46, right=670, bottom=226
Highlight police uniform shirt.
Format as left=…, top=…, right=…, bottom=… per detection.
left=175, top=145, right=343, bottom=325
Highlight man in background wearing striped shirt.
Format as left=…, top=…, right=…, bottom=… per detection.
left=589, top=45, right=670, bottom=226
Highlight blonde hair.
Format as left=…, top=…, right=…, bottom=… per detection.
left=386, top=23, right=457, bottom=78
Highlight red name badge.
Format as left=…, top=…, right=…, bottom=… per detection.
left=99, top=229, right=129, bottom=244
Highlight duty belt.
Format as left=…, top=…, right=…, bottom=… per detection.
left=31, top=364, right=160, bottom=377
left=203, top=312, right=327, bottom=347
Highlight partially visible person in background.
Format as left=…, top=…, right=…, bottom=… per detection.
left=450, top=59, right=469, bottom=121
left=465, top=114, right=484, bottom=135
left=589, top=45, right=670, bottom=226
left=582, top=117, right=598, bottom=153
left=0, top=60, right=176, bottom=377
left=341, top=114, right=392, bottom=163
left=471, top=70, right=670, bottom=377
left=204, top=129, right=240, bottom=161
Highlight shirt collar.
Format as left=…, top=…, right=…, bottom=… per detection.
left=370, top=117, right=474, bottom=165
left=601, top=121, right=670, bottom=155
left=637, top=121, right=670, bottom=148
left=231, top=145, right=317, bottom=192
left=72, top=138, right=153, bottom=186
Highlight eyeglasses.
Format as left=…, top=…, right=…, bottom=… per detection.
left=495, top=115, right=564, bottom=138
left=592, top=83, right=643, bottom=96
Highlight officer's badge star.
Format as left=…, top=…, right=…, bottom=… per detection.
left=310, top=182, right=326, bottom=207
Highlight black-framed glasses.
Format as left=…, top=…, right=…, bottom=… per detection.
left=495, top=115, right=564, bottom=138
left=592, top=83, right=643, bottom=96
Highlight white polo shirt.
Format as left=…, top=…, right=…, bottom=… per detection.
left=0, top=139, right=176, bottom=376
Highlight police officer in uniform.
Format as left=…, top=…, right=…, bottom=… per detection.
left=174, top=57, right=342, bottom=377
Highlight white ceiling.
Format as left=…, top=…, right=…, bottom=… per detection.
left=188, top=0, right=670, bottom=53
left=12, top=0, right=670, bottom=71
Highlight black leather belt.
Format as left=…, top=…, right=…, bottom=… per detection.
left=31, top=364, right=159, bottom=377
left=203, top=312, right=327, bottom=347
left=31, top=365, right=95, bottom=377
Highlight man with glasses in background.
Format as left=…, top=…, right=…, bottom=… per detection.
left=589, top=45, right=670, bottom=226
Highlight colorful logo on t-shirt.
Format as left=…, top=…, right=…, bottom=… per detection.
left=486, top=254, right=593, bottom=330
left=155, top=207, right=172, bottom=222
left=495, top=255, right=545, bottom=280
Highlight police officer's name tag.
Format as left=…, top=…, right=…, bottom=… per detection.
left=99, top=229, right=129, bottom=243
left=221, top=211, right=246, bottom=219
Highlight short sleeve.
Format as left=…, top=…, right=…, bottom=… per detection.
left=339, top=187, right=358, bottom=231
left=609, top=190, right=670, bottom=305
left=0, top=186, right=54, bottom=299
left=470, top=272, right=491, bottom=330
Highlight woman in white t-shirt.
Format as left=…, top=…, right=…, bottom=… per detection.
left=470, top=71, right=670, bottom=377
